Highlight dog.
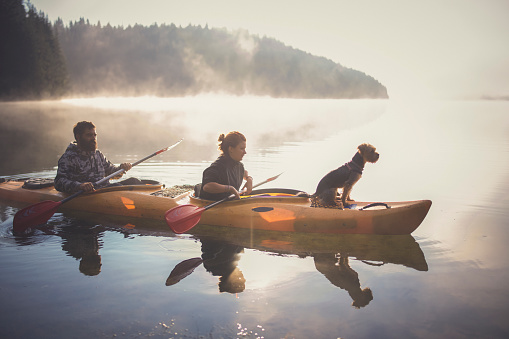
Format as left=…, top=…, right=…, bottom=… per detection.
left=311, top=143, right=379, bottom=209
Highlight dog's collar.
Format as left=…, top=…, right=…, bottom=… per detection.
left=345, top=153, right=364, bottom=174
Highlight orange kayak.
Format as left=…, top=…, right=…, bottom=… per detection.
left=0, top=180, right=431, bottom=235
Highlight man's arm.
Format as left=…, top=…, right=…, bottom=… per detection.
left=54, top=155, right=82, bottom=193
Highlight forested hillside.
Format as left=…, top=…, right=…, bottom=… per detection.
left=55, top=20, right=388, bottom=98
left=0, top=0, right=388, bottom=100
left=0, top=0, right=68, bottom=100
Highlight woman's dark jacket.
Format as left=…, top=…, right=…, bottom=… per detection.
left=199, top=154, right=244, bottom=201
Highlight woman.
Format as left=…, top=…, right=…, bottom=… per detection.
left=199, top=131, right=253, bottom=201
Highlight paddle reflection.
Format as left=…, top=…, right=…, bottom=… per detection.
left=165, top=239, right=246, bottom=294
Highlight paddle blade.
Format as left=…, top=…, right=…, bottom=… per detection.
left=165, top=257, right=203, bottom=286
left=165, top=204, right=204, bottom=234
left=13, top=200, right=61, bottom=233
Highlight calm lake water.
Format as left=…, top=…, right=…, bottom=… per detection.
left=1, top=97, right=508, bottom=338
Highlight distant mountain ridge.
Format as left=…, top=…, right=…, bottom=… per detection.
left=55, top=19, right=388, bottom=99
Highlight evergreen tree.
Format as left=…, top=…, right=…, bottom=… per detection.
left=0, top=0, right=68, bottom=100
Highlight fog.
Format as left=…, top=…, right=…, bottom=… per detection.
left=29, top=0, right=509, bottom=100
left=0, top=101, right=186, bottom=174
left=0, top=97, right=386, bottom=175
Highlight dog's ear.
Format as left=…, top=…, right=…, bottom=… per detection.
left=358, top=143, right=377, bottom=156
left=358, top=143, right=370, bottom=154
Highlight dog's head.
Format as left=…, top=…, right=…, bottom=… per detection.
left=358, top=143, right=379, bottom=163
left=352, top=287, right=373, bottom=308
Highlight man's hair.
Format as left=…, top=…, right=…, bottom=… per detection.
left=73, top=121, right=95, bottom=139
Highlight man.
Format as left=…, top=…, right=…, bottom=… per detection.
left=55, top=121, right=138, bottom=193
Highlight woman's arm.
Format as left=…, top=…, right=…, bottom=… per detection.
left=242, top=170, right=253, bottom=195
left=202, top=182, right=241, bottom=199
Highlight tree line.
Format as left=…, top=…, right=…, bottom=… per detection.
left=0, top=0, right=388, bottom=100
left=0, top=0, right=68, bottom=100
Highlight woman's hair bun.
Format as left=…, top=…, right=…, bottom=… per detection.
left=217, top=131, right=246, bottom=154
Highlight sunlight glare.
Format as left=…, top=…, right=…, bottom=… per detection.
left=237, top=249, right=312, bottom=291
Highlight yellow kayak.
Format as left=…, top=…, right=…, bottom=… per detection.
left=0, top=180, right=431, bottom=235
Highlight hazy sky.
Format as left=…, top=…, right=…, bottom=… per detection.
left=29, top=0, right=509, bottom=100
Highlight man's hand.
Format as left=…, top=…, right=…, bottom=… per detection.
left=113, top=163, right=132, bottom=179
left=120, top=163, right=132, bottom=171
left=79, top=182, right=95, bottom=192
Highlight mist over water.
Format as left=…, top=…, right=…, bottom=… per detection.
left=0, top=96, right=385, bottom=176
left=1, top=96, right=509, bottom=338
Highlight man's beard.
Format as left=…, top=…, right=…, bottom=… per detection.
left=81, top=140, right=97, bottom=152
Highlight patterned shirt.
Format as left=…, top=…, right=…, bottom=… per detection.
left=54, top=142, right=121, bottom=193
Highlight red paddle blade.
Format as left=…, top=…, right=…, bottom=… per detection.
left=13, top=200, right=61, bottom=233
left=165, top=204, right=204, bottom=234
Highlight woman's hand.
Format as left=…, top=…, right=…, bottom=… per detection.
left=242, top=175, right=253, bottom=195
left=226, top=185, right=242, bottom=200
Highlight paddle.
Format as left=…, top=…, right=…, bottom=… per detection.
left=165, top=172, right=283, bottom=234
left=165, top=257, right=203, bottom=286
left=13, top=139, right=183, bottom=233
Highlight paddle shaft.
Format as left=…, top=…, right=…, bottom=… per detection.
left=60, top=139, right=183, bottom=204
left=203, top=173, right=283, bottom=211
left=13, top=139, right=183, bottom=233
left=165, top=172, right=283, bottom=234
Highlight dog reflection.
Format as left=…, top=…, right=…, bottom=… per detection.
left=314, top=253, right=373, bottom=308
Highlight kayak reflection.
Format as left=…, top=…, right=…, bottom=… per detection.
left=190, top=226, right=429, bottom=272
left=3, top=203, right=427, bottom=307
left=165, top=226, right=428, bottom=307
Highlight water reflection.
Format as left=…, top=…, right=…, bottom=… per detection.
left=4, top=210, right=107, bottom=276
left=164, top=226, right=428, bottom=308
left=200, top=238, right=246, bottom=293
left=165, top=240, right=247, bottom=294
left=190, top=226, right=429, bottom=272
left=314, top=253, right=373, bottom=308
left=1, top=199, right=428, bottom=309
left=59, top=223, right=105, bottom=276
